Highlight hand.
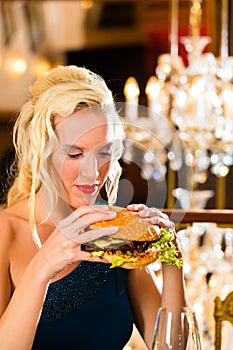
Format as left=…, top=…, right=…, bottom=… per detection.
left=31, top=206, right=118, bottom=281
left=127, top=204, right=175, bottom=229
left=127, top=204, right=182, bottom=260
left=57, top=205, right=118, bottom=243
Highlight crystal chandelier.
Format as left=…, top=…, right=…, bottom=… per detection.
left=122, top=0, right=233, bottom=208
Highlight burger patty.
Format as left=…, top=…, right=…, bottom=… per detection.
left=82, top=240, right=153, bottom=253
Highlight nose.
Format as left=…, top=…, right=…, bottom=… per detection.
left=78, top=153, right=99, bottom=183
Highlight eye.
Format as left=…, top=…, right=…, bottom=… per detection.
left=67, top=152, right=83, bottom=159
left=98, top=151, right=112, bottom=158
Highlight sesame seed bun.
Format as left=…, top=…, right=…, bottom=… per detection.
left=90, top=206, right=161, bottom=242
left=85, top=206, right=161, bottom=269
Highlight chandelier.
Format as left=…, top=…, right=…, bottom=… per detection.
left=122, top=0, right=233, bottom=209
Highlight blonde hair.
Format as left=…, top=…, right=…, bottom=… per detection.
left=7, top=65, right=124, bottom=237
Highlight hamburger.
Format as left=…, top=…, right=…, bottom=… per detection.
left=82, top=206, right=183, bottom=269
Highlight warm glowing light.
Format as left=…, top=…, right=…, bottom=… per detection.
left=122, top=0, right=233, bottom=191
left=219, top=165, right=229, bottom=177
left=5, top=56, right=27, bottom=77
left=31, top=57, right=51, bottom=77
left=124, top=77, right=140, bottom=100
left=176, top=90, right=187, bottom=107
left=145, top=76, right=163, bottom=99
left=222, top=89, right=233, bottom=101
left=80, top=1, right=93, bottom=9
left=198, top=172, right=207, bottom=184
left=209, top=277, right=218, bottom=288
left=163, top=63, right=172, bottom=75
left=189, top=77, right=205, bottom=96
left=123, top=77, right=140, bottom=120
left=193, top=302, right=203, bottom=315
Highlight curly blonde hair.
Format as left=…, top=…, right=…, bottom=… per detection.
left=7, top=65, right=124, bottom=238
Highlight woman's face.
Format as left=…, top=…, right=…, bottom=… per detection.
left=52, top=109, right=117, bottom=208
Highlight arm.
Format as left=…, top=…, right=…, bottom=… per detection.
left=0, top=206, right=118, bottom=350
left=127, top=265, right=187, bottom=350
left=0, top=258, right=49, bottom=350
left=126, top=204, right=187, bottom=350
left=127, top=268, right=161, bottom=350
left=161, top=263, right=186, bottom=309
left=0, top=213, right=48, bottom=350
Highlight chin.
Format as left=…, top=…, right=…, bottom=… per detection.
left=69, top=194, right=98, bottom=209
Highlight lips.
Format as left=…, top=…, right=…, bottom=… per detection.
left=77, top=184, right=98, bottom=194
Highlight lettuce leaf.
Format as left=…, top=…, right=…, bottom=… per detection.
left=151, top=228, right=183, bottom=268
left=91, top=228, right=183, bottom=269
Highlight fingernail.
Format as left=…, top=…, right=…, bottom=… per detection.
left=108, top=212, right=116, bottom=218
left=139, top=210, right=147, bottom=217
left=149, top=217, right=157, bottom=224
left=100, top=206, right=110, bottom=211
left=108, top=226, right=119, bottom=233
left=127, top=204, right=139, bottom=210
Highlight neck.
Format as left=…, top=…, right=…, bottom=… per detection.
left=35, top=189, right=73, bottom=227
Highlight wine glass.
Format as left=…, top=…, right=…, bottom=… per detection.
left=152, top=307, right=202, bottom=349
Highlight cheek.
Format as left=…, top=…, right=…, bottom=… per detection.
left=99, top=160, right=111, bottom=179
left=52, top=154, right=78, bottom=183
left=61, top=160, right=79, bottom=181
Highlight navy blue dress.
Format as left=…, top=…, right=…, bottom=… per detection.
left=32, top=262, right=134, bottom=350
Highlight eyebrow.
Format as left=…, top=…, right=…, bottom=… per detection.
left=99, top=143, right=113, bottom=150
left=63, top=143, right=113, bottom=152
left=63, top=145, right=85, bottom=153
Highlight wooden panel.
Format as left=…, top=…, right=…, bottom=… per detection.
left=163, top=208, right=233, bottom=226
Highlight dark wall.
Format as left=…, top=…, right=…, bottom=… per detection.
left=67, top=44, right=149, bottom=104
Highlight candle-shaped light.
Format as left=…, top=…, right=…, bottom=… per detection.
left=145, top=76, right=163, bottom=118
left=170, top=0, right=179, bottom=57
left=123, top=76, right=140, bottom=121
left=220, top=0, right=229, bottom=59
left=189, top=0, right=202, bottom=38
left=188, top=76, right=206, bottom=125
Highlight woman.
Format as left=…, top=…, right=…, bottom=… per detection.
left=0, top=65, right=186, bottom=350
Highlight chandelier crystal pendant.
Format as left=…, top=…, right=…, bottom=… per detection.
left=123, top=0, right=233, bottom=209
left=167, top=0, right=233, bottom=182
left=169, top=0, right=233, bottom=185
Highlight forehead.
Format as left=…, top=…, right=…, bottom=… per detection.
left=55, top=109, right=115, bottom=145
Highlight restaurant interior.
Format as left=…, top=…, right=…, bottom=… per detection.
left=0, top=1, right=233, bottom=349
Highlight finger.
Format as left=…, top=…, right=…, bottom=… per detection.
left=148, top=225, right=161, bottom=237
left=80, top=252, right=110, bottom=264
left=63, top=226, right=119, bottom=244
left=69, top=249, right=109, bottom=264
left=69, top=211, right=117, bottom=233
left=60, top=205, right=112, bottom=226
left=74, top=204, right=112, bottom=217
left=149, top=216, right=175, bottom=229
left=138, top=208, right=169, bottom=219
left=59, top=210, right=117, bottom=235
left=127, top=204, right=146, bottom=212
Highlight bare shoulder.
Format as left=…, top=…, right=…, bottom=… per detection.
left=0, top=204, right=23, bottom=232
left=0, top=207, right=15, bottom=242
left=0, top=207, right=15, bottom=256
left=0, top=201, right=30, bottom=246
left=0, top=205, right=26, bottom=315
